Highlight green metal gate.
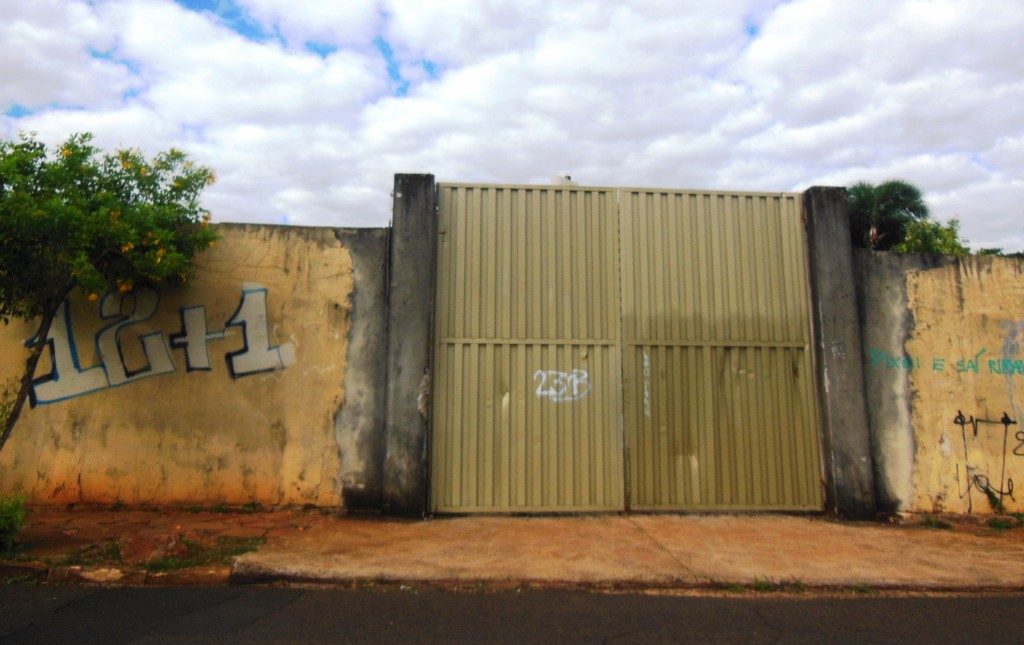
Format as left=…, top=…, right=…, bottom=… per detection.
left=619, top=189, right=821, bottom=510
left=431, top=184, right=626, bottom=512
left=431, top=183, right=822, bottom=512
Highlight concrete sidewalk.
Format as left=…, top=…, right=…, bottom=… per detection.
left=6, top=508, right=1024, bottom=591
left=234, top=513, right=1024, bottom=591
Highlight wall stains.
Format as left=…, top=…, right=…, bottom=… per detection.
left=0, top=224, right=358, bottom=508
left=902, top=256, right=1024, bottom=514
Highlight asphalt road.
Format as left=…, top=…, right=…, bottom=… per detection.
left=2, top=587, right=1023, bottom=643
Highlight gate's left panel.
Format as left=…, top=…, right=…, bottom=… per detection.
left=433, top=184, right=625, bottom=512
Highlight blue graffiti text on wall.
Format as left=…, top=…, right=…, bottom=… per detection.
left=29, top=283, right=295, bottom=406
left=867, top=347, right=1024, bottom=376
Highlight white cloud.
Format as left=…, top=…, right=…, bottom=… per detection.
left=2, top=0, right=1023, bottom=250
left=235, top=0, right=382, bottom=47
left=0, top=0, right=131, bottom=111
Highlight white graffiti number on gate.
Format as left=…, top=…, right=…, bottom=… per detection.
left=533, top=369, right=591, bottom=403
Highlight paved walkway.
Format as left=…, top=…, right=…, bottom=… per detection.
left=237, top=514, right=1024, bottom=590
left=5, top=508, right=1024, bottom=590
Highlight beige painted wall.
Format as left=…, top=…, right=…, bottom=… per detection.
left=0, top=224, right=353, bottom=506
left=904, top=258, right=1024, bottom=513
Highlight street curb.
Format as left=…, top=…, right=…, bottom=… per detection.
left=0, top=560, right=231, bottom=586
left=226, top=561, right=1024, bottom=595
left=5, top=557, right=1024, bottom=594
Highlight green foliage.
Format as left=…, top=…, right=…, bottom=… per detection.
left=0, top=132, right=217, bottom=321
left=847, top=179, right=973, bottom=256
left=0, top=379, right=16, bottom=431
left=0, top=495, right=28, bottom=552
left=0, top=132, right=217, bottom=451
left=848, top=179, right=930, bottom=251
left=891, top=218, right=970, bottom=256
left=976, top=248, right=1024, bottom=258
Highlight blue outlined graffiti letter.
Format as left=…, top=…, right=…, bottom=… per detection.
left=169, top=305, right=226, bottom=371
left=30, top=300, right=109, bottom=406
left=95, top=287, right=175, bottom=386
left=225, top=283, right=296, bottom=378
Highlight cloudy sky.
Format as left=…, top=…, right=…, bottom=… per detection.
left=2, top=0, right=1022, bottom=250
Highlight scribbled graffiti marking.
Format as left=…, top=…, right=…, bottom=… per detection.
left=953, top=410, right=1019, bottom=512
left=533, top=369, right=591, bottom=403
left=29, top=283, right=294, bottom=406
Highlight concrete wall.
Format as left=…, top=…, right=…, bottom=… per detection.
left=857, top=252, right=1024, bottom=514
left=0, top=224, right=390, bottom=508
left=803, top=187, right=877, bottom=519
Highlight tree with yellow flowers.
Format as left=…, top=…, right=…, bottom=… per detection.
left=0, top=132, right=217, bottom=450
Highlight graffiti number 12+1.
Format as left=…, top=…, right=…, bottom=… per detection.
left=29, top=283, right=295, bottom=406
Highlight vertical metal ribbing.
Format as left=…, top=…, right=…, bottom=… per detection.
left=619, top=188, right=822, bottom=511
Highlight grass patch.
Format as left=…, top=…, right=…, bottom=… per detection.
left=3, top=574, right=38, bottom=585
left=48, top=540, right=122, bottom=568
left=211, top=504, right=228, bottom=514
left=920, top=515, right=953, bottom=530
left=850, top=583, right=878, bottom=595
left=142, top=536, right=263, bottom=573
left=241, top=501, right=261, bottom=513
left=988, top=518, right=1017, bottom=531
left=750, top=577, right=805, bottom=593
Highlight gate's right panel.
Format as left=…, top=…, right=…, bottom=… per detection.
left=620, top=189, right=823, bottom=510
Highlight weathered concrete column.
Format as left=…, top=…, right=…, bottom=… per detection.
left=382, top=174, right=437, bottom=516
left=803, top=186, right=877, bottom=519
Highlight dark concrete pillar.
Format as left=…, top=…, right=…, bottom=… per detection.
left=382, top=174, right=437, bottom=516
left=803, top=186, right=877, bottom=519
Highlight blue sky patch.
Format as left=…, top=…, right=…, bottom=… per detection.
left=305, top=41, right=338, bottom=58
left=5, top=104, right=33, bottom=118
left=90, top=47, right=141, bottom=75
left=5, top=102, right=87, bottom=118
left=374, top=36, right=410, bottom=96
left=174, top=0, right=277, bottom=43
left=745, top=22, right=760, bottom=38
